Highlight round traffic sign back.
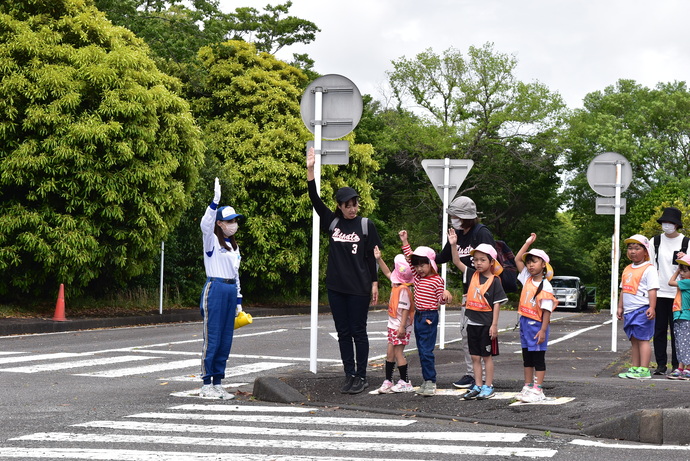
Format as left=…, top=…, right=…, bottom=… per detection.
left=300, top=74, right=363, bottom=140
left=586, top=152, right=632, bottom=197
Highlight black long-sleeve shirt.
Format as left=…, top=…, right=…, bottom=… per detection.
left=308, top=180, right=382, bottom=296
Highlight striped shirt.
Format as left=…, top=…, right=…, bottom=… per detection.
left=402, top=244, right=444, bottom=310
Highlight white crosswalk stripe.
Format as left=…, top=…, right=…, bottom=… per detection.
left=5, top=402, right=559, bottom=459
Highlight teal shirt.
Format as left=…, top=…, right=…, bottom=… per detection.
left=673, top=279, right=690, bottom=322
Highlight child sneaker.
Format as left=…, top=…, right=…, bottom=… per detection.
left=476, top=385, right=495, bottom=400
left=515, top=383, right=533, bottom=401
left=463, top=384, right=481, bottom=400
left=520, top=385, right=546, bottom=403
left=199, top=384, right=221, bottom=399
left=419, top=380, right=436, bottom=396
left=618, top=367, right=637, bottom=379
left=377, top=379, right=394, bottom=394
left=390, top=379, right=414, bottom=393
left=682, top=370, right=690, bottom=380
left=630, top=367, right=652, bottom=379
left=213, top=385, right=234, bottom=400
left=668, top=369, right=684, bottom=380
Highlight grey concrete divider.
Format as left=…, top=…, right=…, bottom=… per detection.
left=583, top=408, right=690, bottom=445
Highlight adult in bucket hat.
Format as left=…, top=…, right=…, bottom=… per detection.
left=649, top=207, right=689, bottom=375
left=437, top=196, right=496, bottom=390
left=306, top=147, right=383, bottom=395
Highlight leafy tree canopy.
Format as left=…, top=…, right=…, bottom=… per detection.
left=380, top=43, right=568, bottom=248
left=0, top=0, right=204, bottom=297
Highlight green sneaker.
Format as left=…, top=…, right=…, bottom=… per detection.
left=632, top=367, right=652, bottom=379
left=618, top=367, right=637, bottom=378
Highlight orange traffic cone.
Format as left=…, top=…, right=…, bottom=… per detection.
left=52, top=284, right=66, bottom=322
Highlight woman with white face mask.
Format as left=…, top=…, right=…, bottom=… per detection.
left=649, top=207, right=689, bottom=375
left=197, top=177, right=245, bottom=399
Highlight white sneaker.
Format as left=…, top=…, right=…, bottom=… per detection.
left=515, top=384, right=533, bottom=401
left=214, top=384, right=235, bottom=400
left=377, top=379, right=394, bottom=394
left=520, top=386, right=546, bottom=403
left=390, top=379, right=414, bottom=393
left=199, top=384, right=221, bottom=398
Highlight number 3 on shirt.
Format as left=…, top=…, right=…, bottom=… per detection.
left=352, top=244, right=358, bottom=254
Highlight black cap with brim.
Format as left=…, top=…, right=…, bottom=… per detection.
left=335, top=187, right=359, bottom=203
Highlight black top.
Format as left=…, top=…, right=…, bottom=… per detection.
left=308, top=180, right=382, bottom=296
left=464, top=267, right=507, bottom=325
left=437, top=224, right=496, bottom=289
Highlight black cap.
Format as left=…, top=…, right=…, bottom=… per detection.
left=657, top=207, right=683, bottom=229
left=335, top=187, right=359, bottom=203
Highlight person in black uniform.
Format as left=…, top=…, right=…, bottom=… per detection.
left=307, top=147, right=383, bottom=394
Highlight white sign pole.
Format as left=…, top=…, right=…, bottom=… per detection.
left=610, top=162, right=622, bottom=352
left=439, top=158, right=450, bottom=349
left=309, top=88, right=323, bottom=374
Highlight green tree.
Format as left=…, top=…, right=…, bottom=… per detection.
left=382, top=43, right=567, bottom=249
left=0, top=0, right=204, bottom=298
left=93, top=0, right=319, bottom=71
left=178, top=40, right=378, bottom=299
left=563, top=79, right=690, bottom=248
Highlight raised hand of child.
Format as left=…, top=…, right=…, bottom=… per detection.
left=526, top=233, right=537, bottom=246
left=399, top=230, right=408, bottom=245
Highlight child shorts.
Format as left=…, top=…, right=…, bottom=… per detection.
left=623, top=306, right=654, bottom=341
left=520, top=316, right=549, bottom=352
left=387, top=327, right=411, bottom=346
left=467, top=324, right=492, bottom=357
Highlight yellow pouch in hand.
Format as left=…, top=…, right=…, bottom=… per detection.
left=234, top=311, right=252, bottom=329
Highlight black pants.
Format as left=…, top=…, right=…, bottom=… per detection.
left=328, top=290, right=370, bottom=378
left=654, top=297, right=678, bottom=370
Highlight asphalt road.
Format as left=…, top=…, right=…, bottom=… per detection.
left=1, top=309, right=689, bottom=459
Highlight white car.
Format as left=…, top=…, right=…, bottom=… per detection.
left=551, top=276, right=588, bottom=311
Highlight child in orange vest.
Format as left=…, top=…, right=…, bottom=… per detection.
left=448, top=229, right=507, bottom=400
left=617, top=234, right=659, bottom=379
left=667, top=254, right=690, bottom=379
left=374, top=246, right=416, bottom=393
left=514, top=233, right=558, bottom=402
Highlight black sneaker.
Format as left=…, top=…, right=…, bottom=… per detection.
left=653, top=366, right=667, bottom=375
left=348, top=376, right=369, bottom=394
left=453, top=375, right=475, bottom=389
left=463, top=384, right=481, bottom=400
left=340, top=375, right=355, bottom=393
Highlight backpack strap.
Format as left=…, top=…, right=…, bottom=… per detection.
left=329, top=216, right=368, bottom=238
left=682, top=236, right=689, bottom=254
left=654, top=234, right=661, bottom=266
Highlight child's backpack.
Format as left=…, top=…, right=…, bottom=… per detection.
left=494, top=239, right=519, bottom=293
left=471, top=224, right=519, bottom=293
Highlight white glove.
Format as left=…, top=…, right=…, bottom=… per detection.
left=213, top=177, right=221, bottom=204
left=236, top=298, right=243, bottom=315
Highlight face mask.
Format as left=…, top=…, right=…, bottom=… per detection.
left=662, top=223, right=677, bottom=235
left=220, top=221, right=239, bottom=237
left=451, top=217, right=462, bottom=230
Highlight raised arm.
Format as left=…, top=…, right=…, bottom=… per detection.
left=515, top=233, right=537, bottom=272
left=374, top=245, right=392, bottom=280
left=447, top=227, right=467, bottom=273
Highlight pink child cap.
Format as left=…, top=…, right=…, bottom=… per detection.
left=390, top=254, right=414, bottom=284
left=411, top=246, right=438, bottom=273
left=522, top=248, right=550, bottom=264
left=470, top=243, right=497, bottom=260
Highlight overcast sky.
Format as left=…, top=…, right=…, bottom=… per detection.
left=221, top=0, right=690, bottom=109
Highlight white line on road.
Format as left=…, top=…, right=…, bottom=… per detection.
left=12, top=432, right=557, bottom=457
left=75, top=420, right=527, bottom=442
left=0, top=447, right=388, bottom=460
left=170, top=404, right=320, bottom=412
left=0, top=352, right=87, bottom=365
left=570, top=439, right=690, bottom=450
left=513, top=320, right=612, bottom=353
left=127, top=412, right=417, bottom=426
left=74, top=359, right=200, bottom=378
left=0, top=355, right=155, bottom=373
left=159, top=362, right=294, bottom=381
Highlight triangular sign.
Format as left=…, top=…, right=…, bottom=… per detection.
left=422, top=159, right=474, bottom=202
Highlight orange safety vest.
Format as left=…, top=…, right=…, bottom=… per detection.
left=621, top=263, right=650, bottom=295
left=388, top=284, right=415, bottom=326
left=466, top=271, right=494, bottom=312
left=673, top=289, right=682, bottom=312
left=518, top=276, right=559, bottom=322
